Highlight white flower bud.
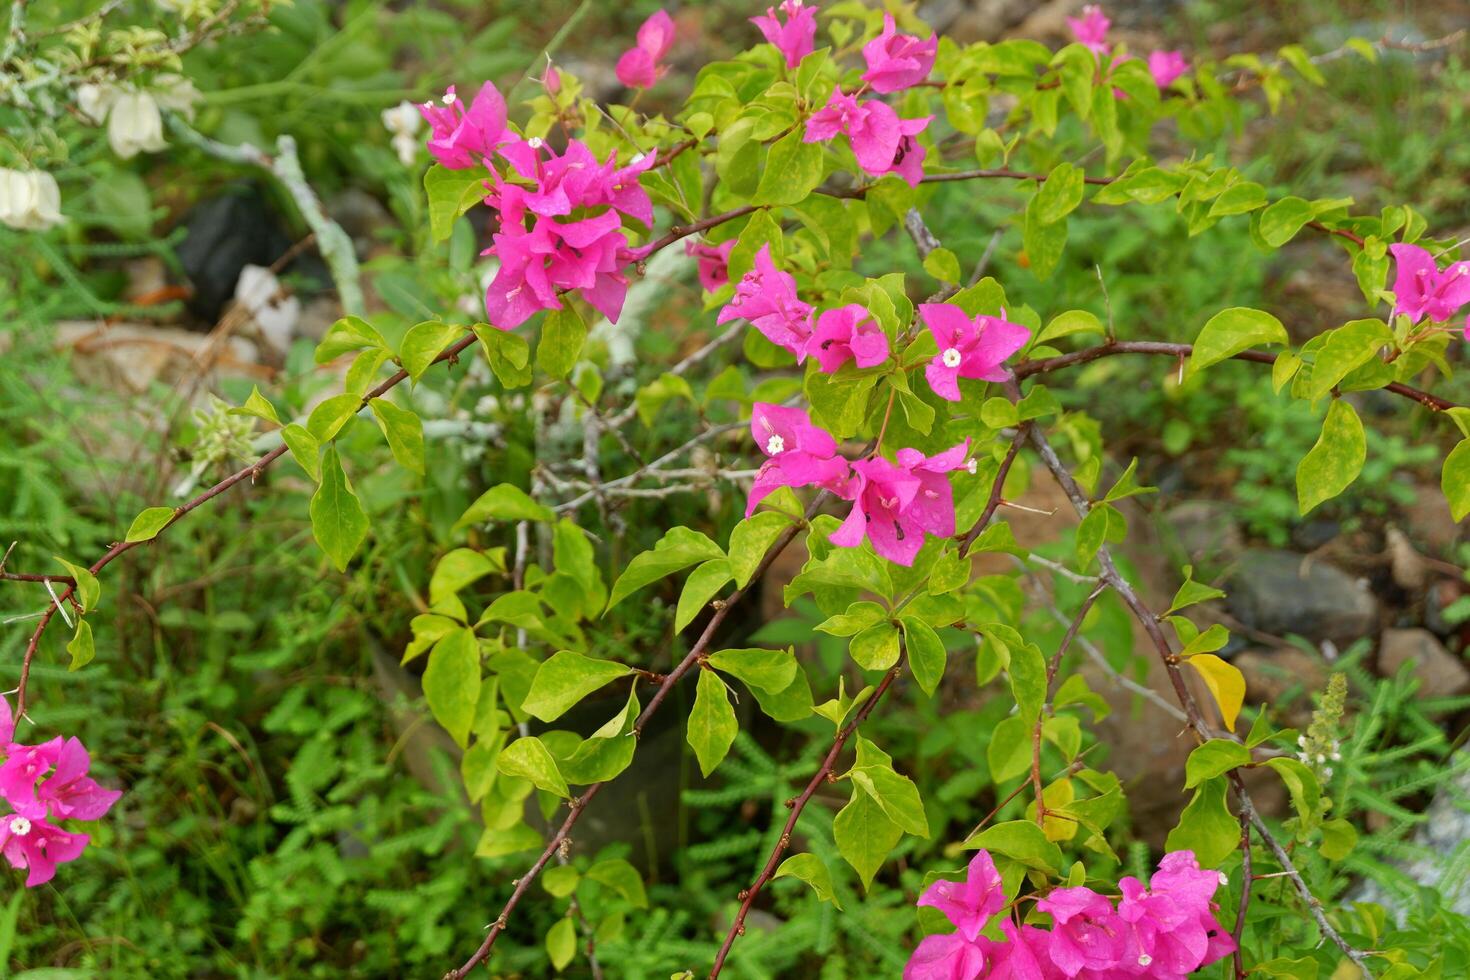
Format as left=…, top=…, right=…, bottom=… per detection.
left=381, top=100, right=422, bottom=137
left=0, top=168, right=64, bottom=231
left=108, top=91, right=168, bottom=159
left=77, top=82, right=116, bottom=125
left=392, top=131, right=419, bottom=167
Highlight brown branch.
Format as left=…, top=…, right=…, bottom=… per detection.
left=1234, top=807, right=1252, bottom=978
left=708, top=655, right=906, bottom=978
left=446, top=497, right=824, bottom=979
left=1015, top=340, right=1458, bottom=413
left=957, top=423, right=1031, bottom=558
left=639, top=205, right=759, bottom=258
left=0, top=573, right=75, bottom=585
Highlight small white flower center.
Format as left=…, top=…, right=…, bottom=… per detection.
left=441, top=90, right=457, bottom=105
left=941, top=347, right=963, bottom=368
left=1218, top=872, right=1229, bottom=886
left=1138, top=954, right=1153, bottom=967
left=766, top=435, right=786, bottom=455
left=527, top=136, right=545, bottom=149
left=8, top=816, right=30, bottom=836
left=966, top=459, right=978, bottom=475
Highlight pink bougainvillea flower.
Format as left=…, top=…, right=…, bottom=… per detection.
left=894, top=440, right=971, bottom=542
left=746, top=403, right=852, bottom=515
left=616, top=10, right=676, bottom=89
left=1067, top=4, right=1111, bottom=54
left=1035, top=886, right=1124, bottom=975
left=840, top=98, right=903, bottom=173
left=916, top=849, right=1006, bottom=941
left=904, top=931, right=986, bottom=980
left=1147, top=50, right=1189, bottom=88
left=751, top=0, right=817, bottom=69
left=861, top=13, right=938, bottom=93
left=1388, top=243, right=1470, bottom=324
left=807, top=304, right=890, bottom=373
left=685, top=239, right=736, bottom=292
left=35, top=738, right=122, bottom=822
left=717, top=243, right=813, bottom=359
left=0, top=813, right=89, bottom=888
left=919, top=303, right=1032, bottom=401
left=418, top=83, right=511, bottom=170
left=804, top=87, right=864, bottom=143
left=0, top=737, right=62, bottom=819
left=882, top=115, right=932, bottom=187
left=830, top=455, right=923, bottom=564
left=981, top=920, right=1053, bottom=980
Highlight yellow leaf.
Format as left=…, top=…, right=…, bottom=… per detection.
left=1186, top=654, right=1245, bottom=732
left=1025, top=777, right=1078, bottom=843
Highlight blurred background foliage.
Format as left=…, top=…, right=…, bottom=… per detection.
left=2, top=0, right=1468, bottom=976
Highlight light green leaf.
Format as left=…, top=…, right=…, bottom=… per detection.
left=707, top=647, right=798, bottom=693
left=923, top=247, right=962, bottom=284
left=424, top=628, right=481, bottom=748
left=586, top=858, right=648, bottom=908
left=67, top=618, right=95, bottom=671
left=309, top=446, right=370, bottom=571
left=1022, top=198, right=1066, bottom=280
left=1167, top=565, right=1226, bottom=614
left=1185, top=739, right=1252, bottom=788
left=1007, top=638, right=1047, bottom=723
left=900, top=616, right=946, bottom=695
left=1296, top=399, right=1365, bottom=515
left=315, top=315, right=387, bottom=363
left=1308, top=319, right=1393, bottom=399
left=429, top=548, right=498, bottom=605
left=1036, top=309, right=1103, bottom=346
left=774, top=853, right=843, bottom=909
left=399, top=320, right=463, bottom=382
left=987, top=713, right=1033, bottom=783
left=607, top=528, right=724, bottom=612
left=756, top=131, right=825, bottom=206
left=1266, top=756, right=1323, bottom=834
left=280, top=423, right=322, bottom=482
left=545, top=916, right=577, bottom=971
left=1318, top=817, right=1358, bottom=861
left=850, top=622, right=901, bottom=671
left=833, top=787, right=902, bottom=890
left=542, top=864, right=580, bottom=898
left=1165, top=777, right=1238, bottom=867
left=727, top=511, right=794, bottom=588
left=675, top=559, right=733, bottom=633
left=125, top=507, right=175, bottom=543
left=849, top=737, right=929, bottom=837
left=306, top=392, right=361, bottom=443
left=815, top=601, right=887, bottom=637
left=560, top=690, right=640, bottom=784
left=458, top=484, right=555, bottom=528
left=424, top=164, right=490, bottom=243
left=1188, top=307, right=1288, bottom=374
left=522, top=650, right=633, bottom=723
left=1257, top=196, right=1315, bottom=247
left=1444, top=439, right=1470, bottom=522
left=473, top=324, right=533, bottom=389
left=963, top=819, right=1063, bottom=872
left=687, top=668, right=738, bottom=777
left=231, top=385, right=281, bottom=425
left=1034, top=162, right=1085, bottom=224
left=497, top=735, right=570, bottom=798
left=537, top=306, right=587, bottom=380
left=369, top=398, right=425, bottom=475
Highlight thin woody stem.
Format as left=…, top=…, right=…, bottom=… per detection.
left=957, top=423, right=1030, bottom=558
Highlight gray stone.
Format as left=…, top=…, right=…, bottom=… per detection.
left=1378, top=628, right=1470, bottom=700
left=1163, top=500, right=1244, bottom=565
left=1226, top=549, right=1378, bottom=647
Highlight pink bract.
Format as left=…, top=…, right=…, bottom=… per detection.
left=1147, top=50, right=1189, bottom=88
left=751, top=0, right=817, bottom=69
left=1067, top=5, right=1111, bottom=54
left=904, top=931, right=986, bottom=980
left=717, top=243, right=813, bottom=360
left=0, top=815, right=89, bottom=888
left=862, top=13, right=938, bottom=93
left=919, top=303, right=1032, bottom=401
left=1389, top=243, right=1470, bottom=324
left=807, top=304, right=890, bottom=373
left=616, top=10, right=676, bottom=89
left=830, top=441, right=968, bottom=566
left=418, top=82, right=511, bottom=170
left=686, top=239, right=736, bottom=293
left=746, top=403, right=852, bottom=516
left=916, top=849, right=1006, bottom=941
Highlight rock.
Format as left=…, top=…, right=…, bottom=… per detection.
left=1403, top=485, right=1463, bottom=555
left=1226, top=549, right=1378, bottom=647
left=176, top=185, right=295, bottom=323
left=1378, top=628, right=1470, bottom=700
left=1162, top=500, right=1244, bottom=566
left=1232, top=647, right=1330, bottom=728
left=327, top=187, right=393, bottom=260
left=1290, top=519, right=1341, bottom=553
left=48, top=320, right=266, bottom=394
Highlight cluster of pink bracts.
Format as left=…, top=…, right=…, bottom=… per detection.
left=908, top=849, right=1236, bottom=980
left=1068, top=5, right=1190, bottom=90
left=1389, top=243, right=1470, bottom=335
left=0, top=697, right=120, bottom=887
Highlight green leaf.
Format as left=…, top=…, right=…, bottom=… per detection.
left=231, top=385, right=281, bottom=425
left=306, top=392, right=361, bottom=443
left=545, top=916, right=576, bottom=971
left=755, top=131, right=824, bottom=206
left=1188, top=307, right=1288, bottom=374
left=816, top=601, right=887, bottom=637
left=833, top=787, right=902, bottom=890
left=1444, top=439, right=1470, bottom=522
left=537, top=306, right=587, bottom=380
left=1266, top=757, right=1323, bottom=834
left=607, top=528, right=724, bottom=611
left=473, top=324, right=533, bottom=389
left=280, top=424, right=322, bottom=482
left=1165, top=777, right=1238, bottom=867
left=687, top=668, right=738, bottom=777
left=707, top=648, right=797, bottom=693
left=125, top=506, right=175, bottom=543
left=542, top=864, right=580, bottom=898
left=986, top=713, right=1033, bottom=783
left=848, top=737, right=929, bottom=837
left=774, top=853, right=843, bottom=909
left=1035, top=309, right=1103, bottom=346
left=1308, top=319, right=1393, bottom=399
left=67, top=618, right=95, bottom=671
left=1207, top=181, right=1267, bottom=217
left=399, top=320, right=463, bottom=382
left=309, top=447, right=370, bottom=572
left=424, top=164, right=490, bottom=242
left=498, top=735, right=570, bottom=798
left=964, top=819, right=1063, bottom=872
left=1102, top=458, right=1155, bottom=503
left=1034, top=162, right=1085, bottom=224
left=424, top=628, right=481, bottom=748
left=1167, top=565, right=1226, bottom=614
left=1185, top=653, right=1245, bottom=732
left=429, top=548, right=498, bottom=604
left=369, top=398, right=426, bottom=475
left=1022, top=198, right=1067, bottom=281
left=900, top=616, right=946, bottom=695
left=1185, top=739, right=1252, bottom=788
left=522, top=650, right=633, bottom=722
left=586, top=858, right=648, bottom=908
left=458, top=484, right=555, bottom=528
left=1257, top=196, right=1316, bottom=247
left=553, top=519, right=605, bottom=608
left=675, top=559, right=733, bottom=633
left=850, top=622, right=901, bottom=671
left=1318, top=817, right=1358, bottom=861
left=560, top=690, right=640, bottom=784
left=727, top=511, right=793, bottom=588
left=1296, top=399, right=1365, bottom=515
left=922, top=247, right=962, bottom=284
left=315, top=315, right=388, bottom=363
left=1007, top=638, right=1048, bottom=723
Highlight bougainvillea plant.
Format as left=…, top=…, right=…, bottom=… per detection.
left=5, top=2, right=1470, bottom=978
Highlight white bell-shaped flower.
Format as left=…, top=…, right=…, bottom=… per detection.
left=107, top=91, right=168, bottom=159
left=0, top=168, right=64, bottom=231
